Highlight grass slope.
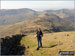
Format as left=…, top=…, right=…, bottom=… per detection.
left=20, top=31, right=74, bottom=56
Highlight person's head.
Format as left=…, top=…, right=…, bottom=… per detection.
left=37, top=28, right=41, bottom=32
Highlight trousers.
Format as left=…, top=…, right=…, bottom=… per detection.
left=37, top=37, right=42, bottom=48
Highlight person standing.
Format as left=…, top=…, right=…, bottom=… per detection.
left=36, top=28, right=43, bottom=50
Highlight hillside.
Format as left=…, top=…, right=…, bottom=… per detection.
left=0, top=13, right=74, bottom=37
left=20, top=31, right=74, bottom=55
left=44, top=9, right=75, bottom=18
left=0, top=9, right=74, bottom=25
left=0, top=9, right=74, bottom=38
left=0, top=8, right=38, bottom=25
left=0, top=12, right=74, bottom=37
left=0, top=8, right=74, bottom=56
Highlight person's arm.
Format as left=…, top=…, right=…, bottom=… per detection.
left=36, top=31, right=37, bottom=37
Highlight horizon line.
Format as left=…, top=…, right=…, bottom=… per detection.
left=0, top=8, right=74, bottom=11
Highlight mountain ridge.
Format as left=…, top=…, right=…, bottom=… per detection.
left=0, top=12, right=74, bottom=37
left=0, top=8, right=74, bottom=25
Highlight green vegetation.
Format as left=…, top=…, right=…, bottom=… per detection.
left=20, top=31, right=74, bottom=56
left=0, top=8, right=74, bottom=56
left=0, top=9, right=74, bottom=37
left=52, top=26, right=74, bottom=32
left=0, top=9, right=74, bottom=25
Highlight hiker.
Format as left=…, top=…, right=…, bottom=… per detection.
left=36, top=28, right=43, bottom=50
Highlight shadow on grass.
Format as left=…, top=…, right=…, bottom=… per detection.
left=43, top=44, right=57, bottom=48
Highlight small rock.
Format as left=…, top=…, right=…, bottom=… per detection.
left=54, top=37, right=57, bottom=39
left=67, top=34, right=69, bottom=36
left=25, top=46, right=29, bottom=48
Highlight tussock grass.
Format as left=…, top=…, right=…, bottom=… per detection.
left=21, top=31, right=74, bottom=55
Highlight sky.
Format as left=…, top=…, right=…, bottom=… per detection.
left=1, top=1, right=74, bottom=11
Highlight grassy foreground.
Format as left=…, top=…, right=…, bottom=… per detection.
left=20, top=31, right=74, bottom=56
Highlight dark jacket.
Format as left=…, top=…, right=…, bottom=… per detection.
left=36, top=30, right=43, bottom=38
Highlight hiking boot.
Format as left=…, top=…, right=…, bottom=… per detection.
left=40, top=46, right=43, bottom=48
left=41, top=46, right=43, bottom=48
left=36, top=48, right=39, bottom=50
